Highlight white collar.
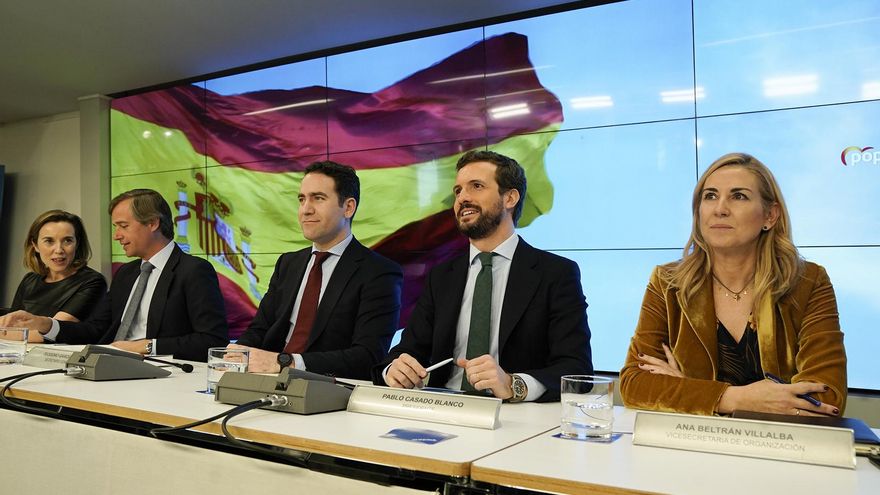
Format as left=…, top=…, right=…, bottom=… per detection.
left=145, top=240, right=176, bottom=271
left=312, top=233, right=353, bottom=256
left=468, top=233, right=519, bottom=264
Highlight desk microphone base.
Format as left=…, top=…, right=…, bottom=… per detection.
left=215, top=371, right=351, bottom=414
left=66, top=345, right=172, bottom=381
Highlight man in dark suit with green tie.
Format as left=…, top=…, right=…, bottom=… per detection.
left=374, top=150, right=592, bottom=402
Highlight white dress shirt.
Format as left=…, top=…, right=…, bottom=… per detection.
left=123, top=240, right=176, bottom=349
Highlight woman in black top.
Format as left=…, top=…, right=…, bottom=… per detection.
left=9, top=210, right=107, bottom=337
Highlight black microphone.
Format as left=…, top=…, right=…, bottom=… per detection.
left=143, top=356, right=194, bottom=373
left=285, top=368, right=335, bottom=383
left=285, top=368, right=355, bottom=389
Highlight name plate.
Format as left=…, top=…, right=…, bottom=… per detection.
left=346, top=384, right=501, bottom=430
left=22, top=345, right=78, bottom=369
left=633, top=411, right=855, bottom=469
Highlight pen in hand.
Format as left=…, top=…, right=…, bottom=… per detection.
left=413, top=358, right=454, bottom=390
left=424, top=357, right=454, bottom=373
left=764, top=372, right=822, bottom=407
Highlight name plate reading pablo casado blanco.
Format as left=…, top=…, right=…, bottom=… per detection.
left=633, top=411, right=855, bottom=469
left=347, top=384, right=501, bottom=430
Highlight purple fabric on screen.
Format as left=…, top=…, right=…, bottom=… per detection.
left=112, top=33, right=562, bottom=171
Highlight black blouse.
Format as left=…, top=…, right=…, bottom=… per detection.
left=10, top=266, right=107, bottom=320
left=716, top=319, right=763, bottom=386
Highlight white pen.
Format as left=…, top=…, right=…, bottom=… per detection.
left=424, top=357, right=454, bottom=373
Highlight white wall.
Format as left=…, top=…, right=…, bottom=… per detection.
left=0, top=112, right=86, bottom=304
left=0, top=96, right=110, bottom=306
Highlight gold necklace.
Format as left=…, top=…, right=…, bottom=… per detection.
left=712, top=274, right=753, bottom=301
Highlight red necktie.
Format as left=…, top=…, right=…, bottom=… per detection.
left=284, top=251, right=331, bottom=354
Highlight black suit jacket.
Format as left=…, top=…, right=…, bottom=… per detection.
left=236, top=238, right=402, bottom=380
left=374, top=238, right=592, bottom=402
left=56, top=244, right=229, bottom=361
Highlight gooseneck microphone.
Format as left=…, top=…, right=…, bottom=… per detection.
left=143, top=356, right=194, bottom=373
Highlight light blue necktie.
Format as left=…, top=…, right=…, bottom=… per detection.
left=115, top=262, right=154, bottom=341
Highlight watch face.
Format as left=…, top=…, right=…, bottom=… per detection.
left=512, top=376, right=527, bottom=399
left=277, top=353, right=293, bottom=368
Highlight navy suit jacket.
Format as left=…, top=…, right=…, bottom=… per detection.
left=236, top=238, right=402, bottom=380
left=374, top=238, right=592, bottom=402
left=56, top=244, right=229, bottom=361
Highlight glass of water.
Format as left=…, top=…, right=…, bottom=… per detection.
left=0, top=327, right=29, bottom=364
left=560, top=375, right=614, bottom=440
left=206, top=347, right=249, bottom=394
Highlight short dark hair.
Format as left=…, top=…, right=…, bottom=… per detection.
left=24, top=210, right=92, bottom=276
left=455, top=150, right=527, bottom=225
left=304, top=161, right=360, bottom=219
left=108, top=189, right=174, bottom=240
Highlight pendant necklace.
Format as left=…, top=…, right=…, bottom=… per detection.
left=712, top=274, right=753, bottom=301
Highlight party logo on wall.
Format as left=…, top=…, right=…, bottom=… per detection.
left=840, top=146, right=879, bottom=166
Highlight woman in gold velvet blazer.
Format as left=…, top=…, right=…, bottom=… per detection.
left=619, top=153, right=846, bottom=417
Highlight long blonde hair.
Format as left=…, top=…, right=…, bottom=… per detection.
left=663, top=153, right=803, bottom=316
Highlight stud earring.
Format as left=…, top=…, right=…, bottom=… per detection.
left=762, top=225, right=769, bottom=231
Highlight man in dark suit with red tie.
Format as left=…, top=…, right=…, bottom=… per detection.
left=374, top=151, right=592, bottom=402
left=231, top=161, right=403, bottom=380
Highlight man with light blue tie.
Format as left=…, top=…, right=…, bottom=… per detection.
left=375, top=150, right=593, bottom=402
left=5, top=189, right=228, bottom=361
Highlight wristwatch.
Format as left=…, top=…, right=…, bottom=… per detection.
left=144, top=340, right=153, bottom=355
left=277, top=352, right=294, bottom=369
left=509, top=373, right=528, bottom=402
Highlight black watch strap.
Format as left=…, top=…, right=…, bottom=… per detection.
left=276, top=352, right=294, bottom=368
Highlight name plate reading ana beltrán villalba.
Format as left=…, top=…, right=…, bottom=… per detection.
left=347, top=384, right=501, bottom=430
left=632, top=411, right=856, bottom=469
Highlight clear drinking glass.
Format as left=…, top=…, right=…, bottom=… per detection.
left=0, top=327, right=29, bottom=364
left=560, top=375, right=614, bottom=440
left=206, top=347, right=249, bottom=393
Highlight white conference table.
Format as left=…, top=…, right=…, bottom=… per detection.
left=1, top=407, right=426, bottom=495
left=0, top=360, right=560, bottom=479
left=3, top=359, right=879, bottom=494
left=471, top=408, right=880, bottom=495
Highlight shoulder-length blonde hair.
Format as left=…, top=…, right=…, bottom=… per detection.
left=23, top=210, right=93, bottom=276
left=663, top=153, right=803, bottom=316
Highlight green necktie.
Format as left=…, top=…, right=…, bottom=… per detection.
left=462, top=252, right=494, bottom=391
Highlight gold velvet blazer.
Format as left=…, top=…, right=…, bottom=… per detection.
left=619, top=261, right=847, bottom=416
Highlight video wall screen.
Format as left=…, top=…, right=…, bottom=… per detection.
left=110, top=0, right=880, bottom=390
